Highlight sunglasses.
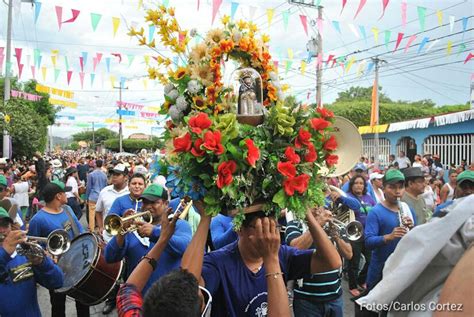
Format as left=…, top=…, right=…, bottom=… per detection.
left=199, top=286, right=212, bottom=317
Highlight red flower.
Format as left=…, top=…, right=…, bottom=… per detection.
left=189, top=112, right=212, bottom=134
left=323, top=135, right=338, bottom=151
left=166, top=120, right=175, bottom=130
left=285, top=146, right=300, bottom=164
left=217, top=160, right=237, bottom=189
left=310, top=118, right=331, bottom=131
left=305, top=143, right=318, bottom=162
left=295, top=128, right=312, bottom=148
left=245, top=139, right=260, bottom=167
left=173, top=133, right=192, bottom=152
left=191, top=138, right=205, bottom=157
left=326, top=154, right=339, bottom=167
left=317, top=107, right=334, bottom=119
left=203, top=130, right=225, bottom=155
left=277, top=161, right=297, bottom=178
left=283, top=174, right=311, bottom=196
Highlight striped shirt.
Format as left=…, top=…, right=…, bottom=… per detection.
left=285, top=220, right=342, bottom=302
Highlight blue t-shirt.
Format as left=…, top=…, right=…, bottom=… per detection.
left=105, top=219, right=192, bottom=294
left=342, top=180, right=377, bottom=203
left=210, top=214, right=237, bottom=250
left=433, top=200, right=454, bottom=218
left=202, top=240, right=313, bottom=317
left=364, top=203, right=416, bottom=289
left=28, top=205, right=85, bottom=240
left=109, top=195, right=143, bottom=217
left=0, top=248, right=63, bottom=317
left=86, top=169, right=108, bottom=202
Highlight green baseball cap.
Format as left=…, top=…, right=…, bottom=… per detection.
left=51, top=180, right=72, bottom=192
left=0, top=207, right=13, bottom=224
left=0, top=175, right=7, bottom=187
left=140, top=184, right=168, bottom=202
left=457, top=170, right=474, bottom=185
left=383, top=169, right=405, bottom=185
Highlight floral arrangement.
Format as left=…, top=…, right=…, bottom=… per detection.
left=130, top=6, right=339, bottom=228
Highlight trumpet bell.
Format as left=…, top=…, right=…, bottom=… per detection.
left=346, top=221, right=364, bottom=241
left=104, top=214, right=123, bottom=236
left=47, top=230, right=71, bottom=256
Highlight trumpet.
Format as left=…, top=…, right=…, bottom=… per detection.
left=104, top=210, right=153, bottom=236
left=324, top=218, right=363, bottom=241
left=17, top=229, right=71, bottom=259
left=173, top=197, right=193, bottom=220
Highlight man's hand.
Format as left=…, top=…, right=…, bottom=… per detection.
left=329, top=191, right=341, bottom=202
left=386, top=227, right=408, bottom=241
left=160, top=210, right=179, bottom=243
left=26, top=251, right=45, bottom=266
left=402, top=217, right=414, bottom=229
left=193, top=200, right=211, bottom=221
left=2, top=230, right=26, bottom=255
left=136, top=222, right=154, bottom=238
left=248, top=217, right=280, bottom=262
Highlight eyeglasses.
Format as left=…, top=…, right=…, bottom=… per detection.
left=199, top=286, right=212, bottom=317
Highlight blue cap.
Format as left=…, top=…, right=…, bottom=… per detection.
left=354, top=163, right=367, bottom=172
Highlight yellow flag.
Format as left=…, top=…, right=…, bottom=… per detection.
left=144, top=55, right=150, bottom=66
left=346, top=56, right=356, bottom=73
left=371, top=27, right=379, bottom=44
left=143, top=79, right=148, bottom=90
left=287, top=48, right=294, bottom=60
left=138, top=0, right=143, bottom=9
left=41, top=66, right=47, bottom=81
left=436, top=10, right=443, bottom=26
left=266, top=9, right=274, bottom=27
left=110, top=75, right=116, bottom=88
left=51, top=56, right=57, bottom=67
left=447, top=40, right=452, bottom=55
left=300, top=60, right=306, bottom=75
left=51, top=49, right=59, bottom=55
left=112, top=17, right=120, bottom=37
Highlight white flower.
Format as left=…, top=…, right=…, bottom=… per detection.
left=187, top=80, right=202, bottom=94
left=189, top=28, right=198, bottom=38
left=232, top=29, right=242, bottom=42
left=269, top=72, right=279, bottom=82
left=169, top=106, right=182, bottom=121
left=176, top=96, right=188, bottom=111
left=166, top=89, right=179, bottom=101
left=164, top=83, right=175, bottom=94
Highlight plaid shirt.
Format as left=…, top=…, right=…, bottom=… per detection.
left=117, top=283, right=143, bottom=317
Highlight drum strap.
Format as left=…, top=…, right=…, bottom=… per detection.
left=64, top=205, right=80, bottom=237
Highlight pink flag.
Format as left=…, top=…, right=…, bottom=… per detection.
left=0, top=47, right=4, bottom=55
left=93, top=57, right=98, bottom=72
left=197, top=0, right=200, bottom=11
left=317, top=53, right=323, bottom=67
left=212, top=0, right=223, bottom=25
left=379, top=0, right=390, bottom=20
left=404, top=35, right=417, bottom=52
left=30, top=66, right=35, bottom=79
left=79, top=56, right=84, bottom=72
left=111, top=53, right=122, bottom=63
left=393, top=32, right=404, bottom=52
left=0, top=55, right=4, bottom=70
left=18, top=64, right=24, bottom=78
left=96, top=52, right=103, bottom=64
left=63, top=9, right=80, bottom=24
left=354, top=0, right=367, bottom=19
left=79, top=72, right=85, bottom=89
left=341, top=0, right=347, bottom=15
left=464, top=52, right=474, bottom=64
left=401, top=1, right=407, bottom=27
left=326, top=54, right=335, bottom=65
left=299, top=15, right=308, bottom=36
left=273, top=61, right=279, bottom=69
left=55, top=6, right=63, bottom=30
left=14, top=48, right=22, bottom=68
left=67, top=70, right=73, bottom=85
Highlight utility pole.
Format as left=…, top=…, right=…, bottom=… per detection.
left=372, top=57, right=386, bottom=169
left=316, top=5, right=323, bottom=108
left=91, top=121, right=95, bottom=151
left=113, top=85, right=128, bottom=153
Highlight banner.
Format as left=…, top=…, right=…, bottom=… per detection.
left=116, top=101, right=145, bottom=110
left=36, top=83, right=74, bottom=99
left=11, top=90, right=43, bottom=101
left=49, top=98, right=77, bottom=108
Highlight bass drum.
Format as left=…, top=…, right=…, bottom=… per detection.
left=56, top=233, right=123, bottom=306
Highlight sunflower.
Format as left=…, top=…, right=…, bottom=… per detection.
left=192, top=96, right=208, bottom=110
left=190, top=63, right=214, bottom=87
left=206, top=28, right=225, bottom=44
left=190, top=43, right=209, bottom=64
left=173, top=67, right=188, bottom=81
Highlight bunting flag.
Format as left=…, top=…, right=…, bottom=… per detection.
left=354, top=0, right=367, bottom=19
left=393, top=32, right=404, bottom=52
left=105, top=57, right=111, bottom=72
left=348, top=24, right=360, bottom=38
left=464, top=52, right=474, bottom=64
left=457, top=43, right=467, bottom=56
left=345, top=56, right=356, bottom=73
left=266, top=9, right=274, bottom=27
left=90, top=73, right=96, bottom=86
left=300, top=60, right=306, bottom=74
left=359, top=25, right=367, bottom=42
left=55, top=6, right=63, bottom=30
left=285, top=61, right=292, bottom=75
left=143, top=78, right=148, bottom=90
left=110, top=75, right=116, bottom=88
left=366, top=61, right=374, bottom=74
left=18, top=64, right=24, bottom=79
left=63, top=9, right=80, bottom=24
left=436, top=10, right=443, bottom=26
left=96, top=52, right=103, bottom=64
left=282, top=10, right=290, bottom=31
left=144, top=55, right=150, bottom=66
left=112, top=17, right=120, bottom=37
left=299, top=15, right=308, bottom=36
left=401, top=1, right=407, bottom=27
left=79, top=57, right=84, bottom=72
left=417, top=37, right=429, bottom=54
left=332, top=20, right=341, bottom=34
left=340, top=0, right=347, bottom=15
left=446, top=41, right=453, bottom=55
left=112, top=53, right=122, bottom=63
left=149, top=25, right=156, bottom=43
left=426, top=39, right=439, bottom=52
left=91, top=13, right=102, bottom=31
left=380, top=0, right=390, bottom=19
left=326, top=54, right=335, bottom=65
left=371, top=27, right=379, bottom=44
left=79, top=72, right=85, bottom=89
left=14, top=48, right=22, bottom=69
left=41, top=66, right=47, bottom=81
left=230, top=2, right=239, bottom=20
left=138, top=0, right=143, bottom=10
left=462, top=17, right=468, bottom=38
left=356, top=60, right=367, bottom=77
left=384, top=30, right=391, bottom=48
left=67, top=70, right=73, bottom=85
left=51, top=55, right=57, bottom=67
left=127, top=54, right=135, bottom=67
left=449, top=16, right=455, bottom=33
left=162, top=0, right=169, bottom=7
left=287, top=48, right=294, bottom=60
left=92, top=57, right=98, bottom=71
left=404, top=35, right=417, bottom=52
left=212, top=0, right=223, bottom=25
left=64, top=56, right=69, bottom=70
left=30, top=66, right=35, bottom=79
left=54, top=68, right=60, bottom=82
left=417, top=6, right=426, bottom=31
left=34, top=2, right=42, bottom=24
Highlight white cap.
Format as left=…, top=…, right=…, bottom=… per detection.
left=152, top=175, right=167, bottom=190
left=51, top=159, right=62, bottom=168
left=112, top=163, right=128, bottom=174
left=0, top=158, right=7, bottom=165
left=370, top=172, right=384, bottom=181
left=134, top=165, right=148, bottom=176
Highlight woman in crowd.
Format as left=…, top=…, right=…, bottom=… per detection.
left=64, top=167, right=83, bottom=219
left=346, top=175, right=376, bottom=297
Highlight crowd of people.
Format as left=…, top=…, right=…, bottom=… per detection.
left=0, top=150, right=472, bottom=317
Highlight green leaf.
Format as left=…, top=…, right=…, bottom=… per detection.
left=272, top=189, right=287, bottom=208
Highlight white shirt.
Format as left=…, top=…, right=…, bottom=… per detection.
left=13, top=182, right=29, bottom=207
left=95, top=185, right=129, bottom=216
left=396, top=156, right=411, bottom=169
left=66, top=176, right=78, bottom=199
left=422, top=186, right=436, bottom=211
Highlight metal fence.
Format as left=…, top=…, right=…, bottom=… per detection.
left=423, top=134, right=474, bottom=167
left=362, top=138, right=391, bottom=166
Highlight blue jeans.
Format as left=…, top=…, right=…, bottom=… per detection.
left=293, top=296, right=343, bottom=317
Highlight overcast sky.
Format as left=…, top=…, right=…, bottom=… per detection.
left=0, top=0, right=472, bottom=138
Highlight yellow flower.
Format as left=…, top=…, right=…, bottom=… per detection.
left=190, top=63, right=214, bottom=87
left=148, top=67, right=159, bottom=80
left=149, top=39, right=156, bottom=48
left=221, top=15, right=230, bottom=25
left=168, top=7, right=175, bottom=16
left=248, top=22, right=258, bottom=33
left=173, top=67, right=188, bottom=81
left=261, top=34, right=270, bottom=43
left=206, top=28, right=225, bottom=44
left=236, top=20, right=247, bottom=30
left=192, top=96, right=208, bottom=110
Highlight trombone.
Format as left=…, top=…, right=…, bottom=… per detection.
left=17, top=229, right=71, bottom=259
left=104, top=210, right=153, bottom=236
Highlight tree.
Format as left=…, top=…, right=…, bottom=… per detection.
left=335, top=86, right=392, bottom=103
left=72, top=128, right=118, bottom=146
left=104, top=138, right=155, bottom=152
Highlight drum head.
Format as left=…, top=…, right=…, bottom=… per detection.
left=57, top=233, right=98, bottom=292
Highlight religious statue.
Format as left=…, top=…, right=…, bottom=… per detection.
left=238, top=71, right=262, bottom=115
